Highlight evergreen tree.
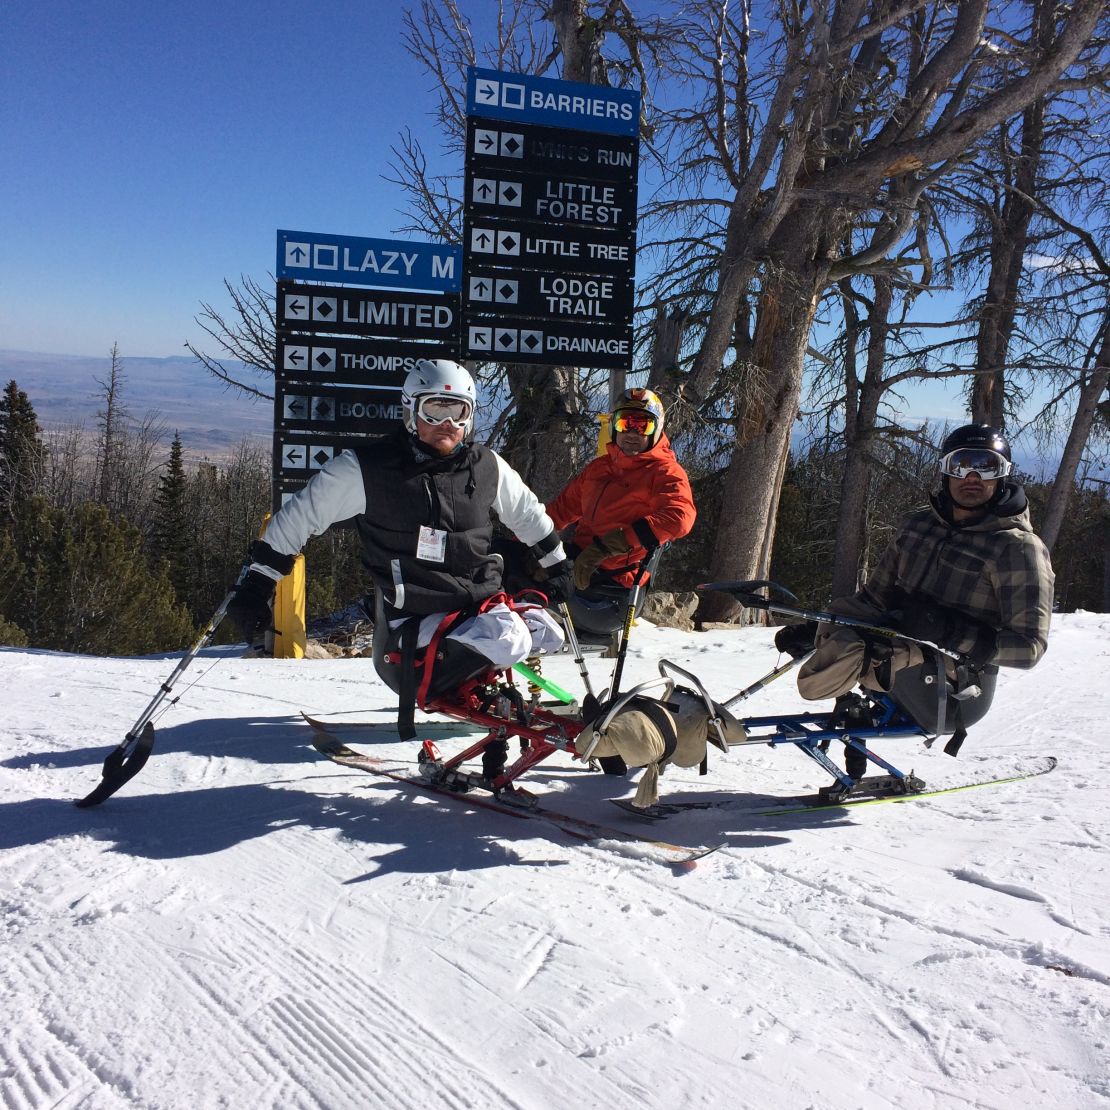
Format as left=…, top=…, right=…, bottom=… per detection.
left=4, top=498, right=195, bottom=654
left=152, top=432, right=191, bottom=602
left=0, top=379, right=45, bottom=519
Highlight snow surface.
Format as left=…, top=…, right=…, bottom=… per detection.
left=2, top=616, right=1109, bottom=1110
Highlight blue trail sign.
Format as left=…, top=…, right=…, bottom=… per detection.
left=277, top=230, right=460, bottom=292
left=466, top=66, right=639, bottom=137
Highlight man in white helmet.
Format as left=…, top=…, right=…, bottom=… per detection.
left=227, top=360, right=574, bottom=749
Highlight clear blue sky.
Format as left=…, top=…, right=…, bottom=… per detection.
left=1, top=1, right=451, bottom=358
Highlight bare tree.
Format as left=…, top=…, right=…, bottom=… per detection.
left=186, top=275, right=276, bottom=401
left=642, top=0, right=1106, bottom=621
left=93, top=343, right=129, bottom=511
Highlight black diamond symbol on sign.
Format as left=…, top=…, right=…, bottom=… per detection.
left=522, top=333, right=541, bottom=351
left=315, top=351, right=333, bottom=369
left=313, top=400, right=333, bottom=418
left=317, top=302, right=334, bottom=318
left=501, top=185, right=519, bottom=203
left=497, top=332, right=516, bottom=348
left=498, top=283, right=515, bottom=299
left=503, top=137, right=521, bottom=154
left=500, top=234, right=518, bottom=251
left=312, top=450, right=330, bottom=466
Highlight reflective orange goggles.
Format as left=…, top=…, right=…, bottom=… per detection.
left=613, top=410, right=656, bottom=436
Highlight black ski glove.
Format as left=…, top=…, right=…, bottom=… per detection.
left=540, top=558, right=575, bottom=605
left=774, top=620, right=818, bottom=659
left=227, top=570, right=277, bottom=643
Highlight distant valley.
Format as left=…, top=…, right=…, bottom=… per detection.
left=1, top=349, right=272, bottom=460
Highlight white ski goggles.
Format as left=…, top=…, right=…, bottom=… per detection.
left=415, top=393, right=473, bottom=428
left=940, top=447, right=1012, bottom=480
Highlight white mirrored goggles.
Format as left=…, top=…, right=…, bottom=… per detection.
left=940, top=447, right=1012, bottom=480
left=415, top=393, right=473, bottom=428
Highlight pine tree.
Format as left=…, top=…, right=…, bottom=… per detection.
left=4, top=499, right=195, bottom=654
left=0, top=379, right=45, bottom=519
left=152, top=432, right=191, bottom=603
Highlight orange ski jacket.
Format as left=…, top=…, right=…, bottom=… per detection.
left=547, top=434, right=696, bottom=587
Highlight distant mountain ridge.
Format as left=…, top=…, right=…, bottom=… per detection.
left=0, top=349, right=272, bottom=458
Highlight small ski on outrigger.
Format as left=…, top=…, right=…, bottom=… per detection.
left=305, top=720, right=722, bottom=866
left=610, top=756, right=1058, bottom=821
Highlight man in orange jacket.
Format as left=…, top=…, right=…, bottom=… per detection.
left=547, top=387, right=696, bottom=601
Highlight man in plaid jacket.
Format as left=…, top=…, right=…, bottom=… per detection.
left=787, top=425, right=1054, bottom=755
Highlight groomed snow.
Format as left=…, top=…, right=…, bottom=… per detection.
left=2, top=615, right=1108, bottom=1109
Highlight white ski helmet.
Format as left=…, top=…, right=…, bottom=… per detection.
left=401, top=359, right=476, bottom=436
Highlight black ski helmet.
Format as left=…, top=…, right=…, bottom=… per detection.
left=940, top=424, right=1011, bottom=461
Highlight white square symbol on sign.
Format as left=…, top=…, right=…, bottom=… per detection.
left=500, top=83, right=525, bottom=109
left=494, top=279, right=519, bottom=304
left=282, top=444, right=307, bottom=469
left=310, top=446, right=334, bottom=470
left=311, top=347, right=336, bottom=371
left=468, top=277, right=494, bottom=301
left=474, top=128, right=498, bottom=154
left=497, top=181, right=521, bottom=207
left=284, top=242, right=310, bottom=268
left=283, top=345, right=309, bottom=371
left=312, top=297, right=337, bottom=322
left=472, top=178, right=497, bottom=205
left=468, top=327, right=492, bottom=351
left=495, top=329, right=518, bottom=353
left=470, top=227, right=497, bottom=254
left=284, top=294, right=309, bottom=320
left=474, top=79, right=499, bottom=106
left=520, top=329, right=543, bottom=354
left=496, top=230, right=520, bottom=256
left=500, top=132, right=523, bottom=158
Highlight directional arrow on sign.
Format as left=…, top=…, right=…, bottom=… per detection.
left=284, top=346, right=307, bottom=369
left=284, top=396, right=308, bottom=418
left=475, top=129, right=497, bottom=152
left=471, top=229, right=494, bottom=251
left=284, top=445, right=307, bottom=468
left=474, top=179, right=495, bottom=201
left=285, top=297, right=308, bottom=318
left=475, top=79, right=498, bottom=105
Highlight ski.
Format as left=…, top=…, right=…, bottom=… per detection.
left=307, top=730, right=721, bottom=865
left=762, top=756, right=1058, bottom=815
left=609, top=757, right=1057, bottom=819
left=300, top=712, right=487, bottom=742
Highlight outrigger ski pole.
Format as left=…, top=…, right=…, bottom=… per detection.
left=698, top=579, right=962, bottom=662
left=75, top=567, right=251, bottom=808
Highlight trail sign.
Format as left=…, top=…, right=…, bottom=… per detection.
left=466, top=118, right=637, bottom=182
left=463, top=317, right=633, bottom=370
left=464, top=268, right=633, bottom=324
left=465, top=223, right=634, bottom=277
left=277, top=335, right=457, bottom=387
left=278, top=281, right=460, bottom=344
left=277, top=230, right=460, bottom=292
left=276, top=380, right=404, bottom=435
left=467, top=66, right=638, bottom=137
left=465, top=170, right=636, bottom=233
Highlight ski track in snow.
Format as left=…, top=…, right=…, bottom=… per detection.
left=2, top=618, right=1110, bottom=1108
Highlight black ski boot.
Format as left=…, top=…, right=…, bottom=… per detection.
left=482, top=738, right=509, bottom=786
